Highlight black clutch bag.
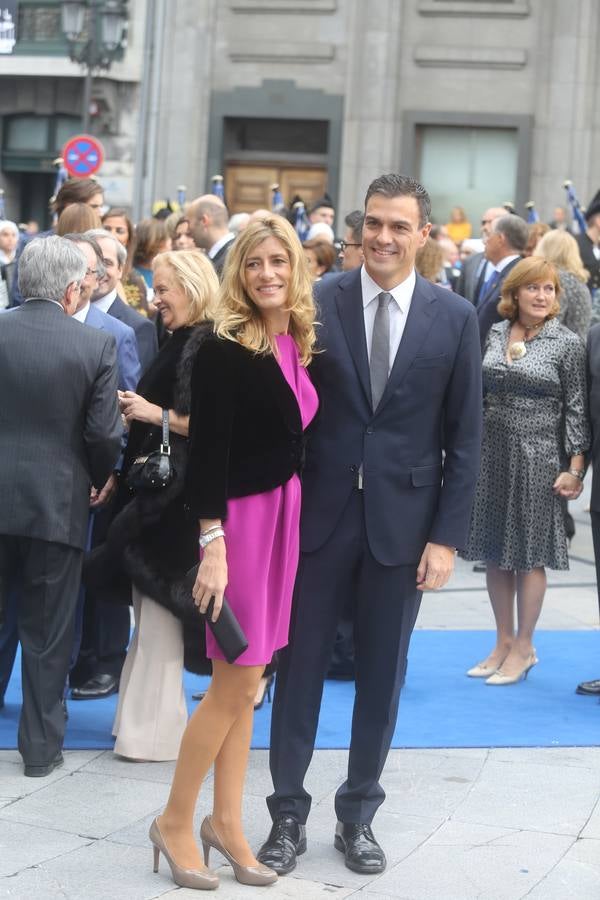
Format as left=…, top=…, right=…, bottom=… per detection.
left=126, top=409, right=175, bottom=492
left=181, top=565, right=248, bottom=664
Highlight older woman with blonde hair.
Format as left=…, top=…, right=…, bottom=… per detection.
left=150, top=216, right=319, bottom=889
left=462, top=257, right=590, bottom=685
left=86, top=250, right=219, bottom=763
left=534, top=229, right=591, bottom=339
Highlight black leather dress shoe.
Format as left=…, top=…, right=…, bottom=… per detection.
left=24, top=751, right=64, bottom=778
left=256, top=815, right=307, bottom=874
left=71, top=673, right=119, bottom=700
left=334, top=822, right=386, bottom=874
left=575, top=678, right=600, bottom=695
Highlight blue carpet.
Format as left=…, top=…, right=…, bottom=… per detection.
left=1, top=631, right=599, bottom=751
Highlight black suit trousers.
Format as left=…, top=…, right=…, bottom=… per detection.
left=0, top=535, right=82, bottom=765
left=267, top=490, right=421, bottom=825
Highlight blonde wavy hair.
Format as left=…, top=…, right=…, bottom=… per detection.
left=497, top=257, right=561, bottom=322
left=534, top=229, right=590, bottom=284
left=215, top=216, right=317, bottom=365
left=152, top=249, right=219, bottom=325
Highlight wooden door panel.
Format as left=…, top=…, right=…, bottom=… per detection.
left=226, top=165, right=278, bottom=213
left=279, top=169, right=327, bottom=210
left=225, top=164, right=328, bottom=214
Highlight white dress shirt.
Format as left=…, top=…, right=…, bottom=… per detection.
left=208, top=232, right=235, bottom=260
left=73, top=302, right=90, bottom=323
left=92, top=288, right=117, bottom=314
left=361, top=265, right=416, bottom=373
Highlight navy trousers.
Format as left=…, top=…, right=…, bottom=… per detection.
left=267, top=490, right=421, bottom=825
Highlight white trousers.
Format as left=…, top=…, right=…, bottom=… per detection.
left=112, top=585, right=188, bottom=761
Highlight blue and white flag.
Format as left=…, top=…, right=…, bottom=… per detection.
left=211, top=175, right=225, bottom=201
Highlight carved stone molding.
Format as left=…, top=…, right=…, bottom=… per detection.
left=229, top=0, right=336, bottom=12
left=414, top=45, right=527, bottom=69
left=418, top=1, right=530, bottom=17
left=228, top=41, right=334, bottom=63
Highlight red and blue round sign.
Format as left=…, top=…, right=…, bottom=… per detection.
left=62, top=134, right=104, bottom=178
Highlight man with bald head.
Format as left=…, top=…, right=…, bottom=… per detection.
left=455, top=205, right=506, bottom=302
left=187, top=194, right=235, bottom=277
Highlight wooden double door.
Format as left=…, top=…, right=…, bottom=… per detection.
left=225, top=163, right=328, bottom=215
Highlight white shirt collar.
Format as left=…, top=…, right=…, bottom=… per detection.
left=208, top=233, right=235, bottom=259
left=360, top=265, right=416, bottom=313
left=494, top=254, right=520, bottom=273
left=92, top=288, right=117, bottom=314
left=73, top=301, right=90, bottom=323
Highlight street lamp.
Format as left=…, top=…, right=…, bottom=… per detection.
left=61, top=0, right=128, bottom=134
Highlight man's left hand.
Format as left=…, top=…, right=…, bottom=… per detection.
left=90, top=473, right=118, bottom=509
left=416, top=542, right=456, bottom=591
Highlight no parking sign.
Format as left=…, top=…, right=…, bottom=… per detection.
left=62, top=134, right=104, bottom=178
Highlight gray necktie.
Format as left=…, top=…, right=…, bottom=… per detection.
left=370, top=291, right=392, bottom=410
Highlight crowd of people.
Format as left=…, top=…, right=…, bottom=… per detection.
left=1, top=170, right=600, bottom=891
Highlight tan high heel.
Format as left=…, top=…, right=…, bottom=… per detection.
left=485, top=651, right=539, bottom=686
left=149, top=817, right=219, bottom=891
left=200, top=815, right=278, bottom=886
left=466, top=662, right=499, bottom=678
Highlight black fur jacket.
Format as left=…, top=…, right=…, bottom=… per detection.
left=84, top=324, right=211, bottom=675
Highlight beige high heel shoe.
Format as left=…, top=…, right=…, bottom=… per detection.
left=485, top=651, right=539, bottom=686
left=466, top=661, right=499, bottom=678
left=200, top=815, right=278, bottom=886
left=149, top=817, right=219, bottom=891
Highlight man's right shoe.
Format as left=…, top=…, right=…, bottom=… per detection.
left=575, top=678, right=600, bottom=695
left=256, top=815, right=307, bottom=875
left=71, top=673, right=119, bottom=700
left=24, top=751, right=64, bottom=778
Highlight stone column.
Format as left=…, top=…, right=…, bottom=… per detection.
left=337, top=0, right=405, bottom=216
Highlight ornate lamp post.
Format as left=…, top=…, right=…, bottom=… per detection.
left=61, top=0, right=128, bottom=133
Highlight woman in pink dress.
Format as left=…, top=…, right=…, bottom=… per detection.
left=149, top=216, right=318, bottom=890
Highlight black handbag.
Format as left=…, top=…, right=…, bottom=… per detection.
left=126, top=409, right=175, bottom=491
left=178, top=565, right=249, bottom=664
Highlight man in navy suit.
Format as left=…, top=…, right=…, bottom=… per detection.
left=68, top=229, right=156, bottom=700
left=66, top=234, right=141, bottom=392
left=86, top=229, right=158, bottom=373
left=476, top=214, right=528, bottom=352
left=258, top=174, right=483, bottom=875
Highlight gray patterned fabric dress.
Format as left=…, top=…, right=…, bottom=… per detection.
left=462, top=317, right=590, bottom=571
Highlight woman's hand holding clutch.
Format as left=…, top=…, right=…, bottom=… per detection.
left=193, top=538, right=228, bottom=622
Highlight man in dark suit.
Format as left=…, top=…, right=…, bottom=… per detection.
left=0, top=236, right=121, bottom=775
left=574, top=191, right=600, bottom=303
left=69, top=228, right=156, bottom=700
left=258, top=174, right=483, bottom=875
left=476, top=214, right=528, bottom=351
left=0, top=235, right=142, bottom=704
left=455, top=205, right=506, bottom=303
left=187, top=195, right=236, bottom=277
left=87, top=228, right=158, bottom=373
left=576, top=323, right=600, bottom=696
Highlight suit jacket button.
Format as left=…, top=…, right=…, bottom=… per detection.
left=366, top=427, right=374, bottom=435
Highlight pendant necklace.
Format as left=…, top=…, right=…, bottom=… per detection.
left=508, top=319, right=544, bottom=361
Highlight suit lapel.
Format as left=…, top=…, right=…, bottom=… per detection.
left=334, top=271, right=372, bottom=407
left=376, top=275, right=439, bottom=413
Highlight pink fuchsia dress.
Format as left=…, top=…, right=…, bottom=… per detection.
left=205, top=334, right=319, bottom=666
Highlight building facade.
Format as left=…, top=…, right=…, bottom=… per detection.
left=1, top=0, right=599, bottom=229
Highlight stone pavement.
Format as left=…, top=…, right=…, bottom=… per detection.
left=1, top=490, right=599, bottom=900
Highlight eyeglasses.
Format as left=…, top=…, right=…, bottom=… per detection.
left=338, top=240, right=362, bottom=251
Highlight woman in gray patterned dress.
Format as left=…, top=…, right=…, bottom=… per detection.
left=462, top=258, right=590, bottom=684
